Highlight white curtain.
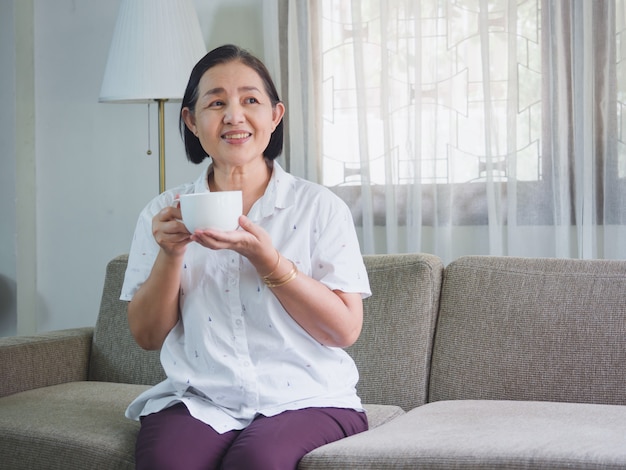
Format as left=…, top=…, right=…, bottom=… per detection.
left=265, top=0, right=626, bottom=262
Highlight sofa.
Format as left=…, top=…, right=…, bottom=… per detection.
left=1, top=253, right=625, bottom=469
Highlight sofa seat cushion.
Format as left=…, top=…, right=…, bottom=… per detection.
left=0, top=381, right=149, bottom=470
left=362, top=403, right=405, bottom=428
left=0, top=380, right=402, bottom=470
left=299, top=400, right=626, bottom=469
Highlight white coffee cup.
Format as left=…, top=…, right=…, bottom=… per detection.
left=178, top=191, right=242, bottom=232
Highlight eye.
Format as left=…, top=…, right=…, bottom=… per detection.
left=208, top=100, right=225, bottom=108
left=244, top=97, right=260, bottom=104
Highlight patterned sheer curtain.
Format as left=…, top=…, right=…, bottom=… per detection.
left=264, top=0, right=626, bottom=262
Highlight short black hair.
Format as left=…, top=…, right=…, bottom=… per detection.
left=179, top=44, right=284, bottom=164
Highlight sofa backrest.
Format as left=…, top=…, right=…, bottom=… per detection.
left=429, top=255, right=626, bottom=406
left=89, top=253, right=444, bottom=411
left=349, top=253, right=443, bottom=411
left=88, top=255, right=165, bottom=385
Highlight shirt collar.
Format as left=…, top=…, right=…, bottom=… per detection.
left=191, top=161, right=297, bottom=220
left=256, top=161, right=296, bottom=219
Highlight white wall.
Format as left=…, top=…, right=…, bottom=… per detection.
left=0, top=0, right=18, bottom=336
left=1, top=0, right=264, bottom=336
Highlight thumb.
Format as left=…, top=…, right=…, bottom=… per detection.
left=238, top=215, right=270, bottom=245
left=238, top=215, right=258, bottom=235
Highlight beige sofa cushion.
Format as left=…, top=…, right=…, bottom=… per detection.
left=429, top=256, right=626, bottom=405
left=300, top=400, right=626, bottom=469
left=0, top=381, right=403, bottom=470
left=0, top=328, right=92, bottom=398
left=349, top=253, right=443, bottom=412
left=88, top=255, right=165, bottom=385
left=0, top=382, right=147, bottom=470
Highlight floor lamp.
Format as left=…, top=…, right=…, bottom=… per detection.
left=99, top=0, right=206, bottom=193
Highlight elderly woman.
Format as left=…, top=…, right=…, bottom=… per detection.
left=121, top=44, right=370, bottom=470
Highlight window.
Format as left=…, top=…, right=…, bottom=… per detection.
left=307, top=0, right=626, bottom=226
left=320, top=0, right=543, bottom=187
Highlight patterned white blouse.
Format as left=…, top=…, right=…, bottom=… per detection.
left=120, top=162, right=371, bottom=433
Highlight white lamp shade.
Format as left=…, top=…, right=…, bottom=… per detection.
left=99, top=0, right=206, bottom=103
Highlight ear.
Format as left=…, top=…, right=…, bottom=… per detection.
left=181, top=107, right=197, bottom=135
left=272, top=102, right=285, bottom=129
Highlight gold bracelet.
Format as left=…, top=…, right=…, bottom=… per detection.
left=264, top=260, right=298, bottom=288
left=264, top=260, right=297, bottom=285
left=261, top=249, right=281, bottom=280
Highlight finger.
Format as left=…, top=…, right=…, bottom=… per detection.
left=238, top=216, right=274, bottom=254
left=155, top=206, right=182, bottom=223
left=164, top=224, right=190, bottom=238
left=238, top=215, right=262, bottom=238
left=154, top=228, right=191, bottom=248
left=191, top=228, right=241, bottom=246
left=190, top=232, right=229, bottom=250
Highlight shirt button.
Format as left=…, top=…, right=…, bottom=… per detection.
left=235, top=319, right=242, bottom=326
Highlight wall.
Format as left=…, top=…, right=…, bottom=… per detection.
left=0, top=0, right=18, bottom=336
left=0, top=0, right=264, bottom=336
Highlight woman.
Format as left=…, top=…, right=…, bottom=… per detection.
left=120, top=44, right=371, bottom=469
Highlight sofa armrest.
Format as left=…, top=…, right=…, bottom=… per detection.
left=0, top=327, right=93, bottom=398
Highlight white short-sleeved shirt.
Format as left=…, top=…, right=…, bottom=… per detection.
left=121, top=162, right=371, bottom=433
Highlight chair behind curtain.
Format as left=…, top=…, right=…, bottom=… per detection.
left=265, top=0, right=626, bottom=261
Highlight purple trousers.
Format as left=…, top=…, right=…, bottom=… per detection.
left=135, top=403, right=368, bottom=470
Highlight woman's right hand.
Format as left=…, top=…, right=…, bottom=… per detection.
left=152, top=202, right=192, bottom=257
left=128, top=201, right=191, bottom=350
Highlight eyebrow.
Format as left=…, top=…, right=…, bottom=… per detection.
left=203, top=86, right=262, bottom=97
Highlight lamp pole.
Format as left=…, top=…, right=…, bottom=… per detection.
left=157, top=99, right=167, bottom=193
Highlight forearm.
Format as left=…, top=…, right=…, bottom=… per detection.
left=265, top=257, right=363, bottom=348
left=128, top=250, right=183, bottom=350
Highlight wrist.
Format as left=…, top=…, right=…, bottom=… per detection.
left=259, top=248, right=281, bottom=278
left=261, top=257, right=298, bottom=288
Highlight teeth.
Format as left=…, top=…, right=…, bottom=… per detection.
left=224, top=133, right=249, bottom=139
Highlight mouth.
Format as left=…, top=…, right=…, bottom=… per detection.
left=221, top=132, right=252, bottom=141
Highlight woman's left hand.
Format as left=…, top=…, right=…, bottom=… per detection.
left=189, top=215, right=278, bottom=273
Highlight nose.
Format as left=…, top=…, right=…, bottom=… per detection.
left=223, top=102, right=245, bottom=124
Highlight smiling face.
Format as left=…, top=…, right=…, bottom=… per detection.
left=182, top=60, right=285, bottom=171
